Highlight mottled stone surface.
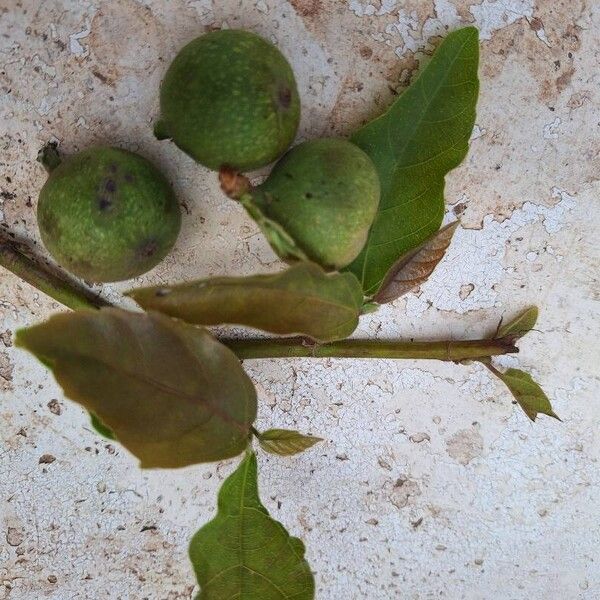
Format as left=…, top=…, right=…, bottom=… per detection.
left=1, top=1, right=598, bottom=598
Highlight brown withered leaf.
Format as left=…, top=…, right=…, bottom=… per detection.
left=16, top=308, right=257, bottom=468
left=373, top=221, right=459, bottom=304
left=128, top=262, right=364, bottom=343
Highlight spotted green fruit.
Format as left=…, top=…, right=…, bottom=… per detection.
left=37, top=146, right=181, bottom=283
left=251, top=138, right=380, bottom=270
left=155, top=29, right=300, bottom=171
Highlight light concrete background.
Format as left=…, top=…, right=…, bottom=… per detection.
left=1, top=1, right=598, bottom=598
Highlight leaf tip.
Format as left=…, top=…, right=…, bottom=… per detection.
left=448, top=25, right=479, bottom=45
left=462, top=25, right=479, bottom=37
left=497, top=305, right=540, bottom=341
left=522, top=305, right=539, bottom=322
left=549, top=410, right=562, bottom=422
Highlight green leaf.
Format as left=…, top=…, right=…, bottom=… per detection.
left=373, top=221, right=459, bottom=304
left=346, top=27, right=479, bottom=296
left=90, top=412, right=116, bottom=440
left=190, top=451, right=315, bottom=599
left=258, top=429, right=323, bottom=456
left=16, top=308, right=257, bottom=468
left=128, top=262, right=364, bottom=343
left=497, top=368, right=559, bottom=422
left=497, top=306, right=538, bottom=340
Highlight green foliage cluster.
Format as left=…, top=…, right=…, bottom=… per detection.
left=7, top=27, right=560, bottom=599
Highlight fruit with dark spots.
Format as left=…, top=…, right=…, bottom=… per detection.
left=278, top=87, right=292, bottom=108
left=37, top=146, right=181, bottom=282
left=138, top=238, right=159, bottom=258
left=249, top=138, right=380, bottom=270
left=97, top=196, right=113, bottom=211
left=155, top=29, right=300, bottom=171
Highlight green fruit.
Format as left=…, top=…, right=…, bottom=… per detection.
left=37, top=146, right=181, bottom=282
left=251, top=138, right=380, bottom=270
left=155, top=29, right=300, bottom=172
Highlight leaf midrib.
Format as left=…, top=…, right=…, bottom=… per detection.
left=204, top=459, right=302, bottom=599
left=166, top=280, right=361, bottom=314
left=53, top=348, right=248, bottom=433
left=373, top=31, right=475, bottom=168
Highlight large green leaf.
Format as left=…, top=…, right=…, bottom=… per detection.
left=16, top=308, right=257, bottom=468
left=347, top=27, right=479, bottom=296
left=128, top=262, right=364, bottom=343
left=190, top=451, right=315, bottom=599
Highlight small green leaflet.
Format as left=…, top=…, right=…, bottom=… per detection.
left=347, top=27, right=479, bottom=296
left=258, top=429, right=323, bottom=456
left=497, top=368, right=559, bottom=422
left=497, top=306, right=538, bottom=341
left=128, top=262, right=364, bottom=343
left=190, top=452, right=315, bottom=600
left=16, top=308, right=257, bottom=468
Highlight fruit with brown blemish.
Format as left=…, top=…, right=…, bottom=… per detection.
left=155, top=29, right=300, bottom=171
left=37, top=144, right=181, bottom=282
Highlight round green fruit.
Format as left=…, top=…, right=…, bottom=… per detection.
left=37, top=146, right=181, bottom=282
left=252, top=138, right=380, bottom=270
left=155, top=29, right=300, bottom=172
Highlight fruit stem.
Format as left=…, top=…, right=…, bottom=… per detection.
left=222, top=337, right=518, bottom=362
left=37, top=142, right=62, bottom=173
left=0, top=232, right=519, bottom=361
left=0, top=232, right=109, bottom=311
left=219, top=167, right=252, bottom=199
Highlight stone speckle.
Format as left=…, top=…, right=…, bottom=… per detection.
left=0, top=351, right=14, bottom=390
left=1, top=1, right=599, bottom=599
left=446, top=426, right=484, bottom=465
left=38, top=454, right=56, bottom=465
left=6, top=527, right=24, bottom=547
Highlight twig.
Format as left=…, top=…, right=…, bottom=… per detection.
left=0, top=233, right=519, bottom=361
